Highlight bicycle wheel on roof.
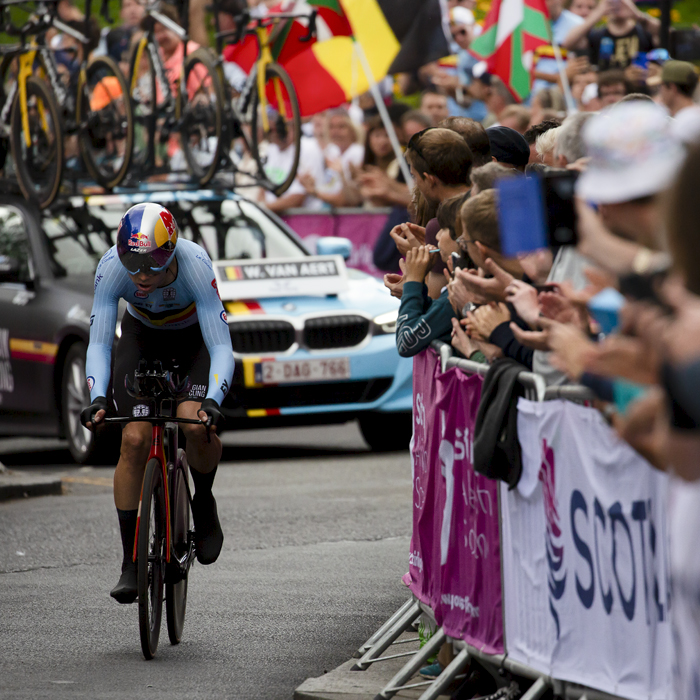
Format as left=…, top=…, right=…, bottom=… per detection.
left=77, top=55, right=134, bottom=189
left=250, top=62, right=301, bottom=197
left=10, top=76, right=64, bottom=208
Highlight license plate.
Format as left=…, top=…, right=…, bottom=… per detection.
left=254, top=358, right=351, bottom=385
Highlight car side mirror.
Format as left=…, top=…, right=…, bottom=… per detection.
left=316, top=237, right=353, bottom=261
left=0, top=255, right=22, bottom=284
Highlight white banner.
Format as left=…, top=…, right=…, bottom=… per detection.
left=501, top=399, right=673, bottom=700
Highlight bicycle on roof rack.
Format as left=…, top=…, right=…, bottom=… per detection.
left=0, top=0, right=134, bottom=207
left=126, top=0, right=227, bottom=185
left=103, top=359, right=207, bottom=659
left=211, top=7, right=316, bottom=196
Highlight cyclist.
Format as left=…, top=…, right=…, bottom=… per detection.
left=81, top=203, right=234, bottom=604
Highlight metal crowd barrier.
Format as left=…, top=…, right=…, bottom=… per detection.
left=351, top=342, right=613, bottom=700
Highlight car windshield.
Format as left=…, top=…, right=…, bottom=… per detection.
left=45, top=196, right=307, bottom=275
left=42, top=208, right=113, bottom=278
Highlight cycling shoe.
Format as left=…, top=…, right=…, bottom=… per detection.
left=191, top=491, right=224, bottom=565
left=110, top=562, right=137, bottom=604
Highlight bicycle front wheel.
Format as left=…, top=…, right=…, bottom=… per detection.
left=10, top=76, right=64, bottom=208
left=178, top=48, right=226, bottom=185
left=166, top=449, right=190, bottom=645
left=250, top=62, right=301, bottom=197
left=77, top=56, right=134, bottom=189
left=138, top=457, right=166, bottom=660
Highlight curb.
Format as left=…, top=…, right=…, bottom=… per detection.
left=0, top=472, right=64, bottom=502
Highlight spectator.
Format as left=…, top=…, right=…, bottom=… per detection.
left=597, top=69, right=630, bottom=106
left=471, top=73, right=516, bottom=128
left=498, top=105, right=533, bottom=134
left=470, top=162, right=515, bottom=194
left=486, top=126, right=530, bottom=172
left=420, top=89, right=450, bottom=126
left=531, top=0, right=585, bottom=95
left=94, top=0, right=145, bottom=73
left=431, top=7, right=488, bottom=122
left=438, top=116, right=492, bottom=167
left=529, top=87, right=566, bottom=126
left=568, top=0, right=596, bottom=19
left=570, top=68, right=598, bottom=110
left=395, top=194, right=468, bottom=357
left=566, top=0, right=658, bottom=72
left=580, top=81, right=602, bottom=111
left=524, top=119, right=562, bottom=164
left=535, top=127, right=562, bottom=165
left=554, top=112, right=594, bottom=166
left=658, top=61, right=700, bottom=144
left=401, top=110, right=433, bottom=143
left=324, top=109, right=365, bottom=181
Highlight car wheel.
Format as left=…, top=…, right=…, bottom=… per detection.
left=358, top=412, right=413, bottom=452
left=61, top=342, right=113, bottom=464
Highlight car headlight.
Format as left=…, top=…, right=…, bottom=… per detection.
left=373, top=309, right=398, bottom=334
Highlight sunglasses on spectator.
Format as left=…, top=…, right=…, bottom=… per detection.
left=452, top=28, right=468, bottom=37
left=407, top=127, right=437, bottom=175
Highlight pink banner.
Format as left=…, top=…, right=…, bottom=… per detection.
left=403, top=349, right=443, bottom=605
left=433, top=368, right=503, bottom=654
left=282, top=211, right=389, bottom=277
left=403, top=350, right=504, bottom=654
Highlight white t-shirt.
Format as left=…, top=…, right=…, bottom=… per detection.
left=319, top=142, right=365, bottom=195
left=264, top=136, right=326, bottom=210
left=671, top=104, right=700, bottom=146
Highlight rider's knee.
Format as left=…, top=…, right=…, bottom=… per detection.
left=120, top=426, right=151, bottom=461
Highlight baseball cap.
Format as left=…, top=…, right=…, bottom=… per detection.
left=647, top=48, right=670, bottom=65
left=486, top=126, right=530, bottom=168
left=576, top=102, right=685, bottom=203
left=661, top=60, right=697, bottom=86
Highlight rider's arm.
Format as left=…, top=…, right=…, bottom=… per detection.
left=179, top=245, right=234, bottom=406
left=86, top=248, right=125, bottom=402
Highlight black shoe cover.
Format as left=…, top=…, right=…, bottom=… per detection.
left=191, top=492, right=224, bottom=565
left=110, top=562, right=137, bottom=604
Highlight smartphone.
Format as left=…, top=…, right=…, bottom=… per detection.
left=534, top=283, right=560, bottom=294
left=618, top=268, right=672, bottom=312
left=497, top=171, right=578, bottom=258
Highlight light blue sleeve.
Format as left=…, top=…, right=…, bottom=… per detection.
left=178, top=241, right=234, bottom=405
left=86, top=247, right=126, bottom=401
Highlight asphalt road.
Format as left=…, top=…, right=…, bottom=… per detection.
left=0, top=423, right=413, bottom=700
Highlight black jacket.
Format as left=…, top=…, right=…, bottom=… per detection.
left=473, top=358, right=527, bottom=489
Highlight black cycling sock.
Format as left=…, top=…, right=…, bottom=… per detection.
left=190, top=465, right=217, bottom=497
left=117, top=509, right=138, bottom=570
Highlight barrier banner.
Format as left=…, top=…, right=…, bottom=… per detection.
left=433, top=367, right=503, bottom=654
left=403, top=351, right=503, bottom=653
left=501, top=399, right=673, bottom=700
left=282, top=210, right=390, bottom=277
left=403, top=349, right=442, bottom=605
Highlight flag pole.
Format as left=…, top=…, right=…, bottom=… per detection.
left=352, top=40, right=414, bottom=186
left=552, top=41, right=576, bottom=113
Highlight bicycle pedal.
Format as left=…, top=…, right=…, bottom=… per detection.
left=164, top=562, right=186, bottom=584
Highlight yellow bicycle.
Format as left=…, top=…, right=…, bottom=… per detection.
left=0, top=4, right=63, bottom=207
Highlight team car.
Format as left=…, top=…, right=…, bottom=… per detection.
left=0, top=188, right=412, bottom=463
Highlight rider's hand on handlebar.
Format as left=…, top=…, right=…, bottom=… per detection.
left=81, top=396, right=108, bottom=430
left=197, top=398, right=223, bottom=432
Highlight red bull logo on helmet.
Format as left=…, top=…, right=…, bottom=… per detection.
left=128, top=231, right=151, bottom=251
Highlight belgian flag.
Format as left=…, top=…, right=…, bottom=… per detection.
left=223, top=0, right=450, bottom=116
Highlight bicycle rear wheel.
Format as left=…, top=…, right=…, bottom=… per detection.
left=250, top=62, right=301, bottom=197
left=178, top=48, right=226, bottom=185
left=128, top=37, right=158, bottom=174
left=138, top=457, right=166, bottom=660
left=10, top=76, right=64, bottom=208
left=166, top=449, right=190, bottom=645
left=77, top=56, right=134, bottom=189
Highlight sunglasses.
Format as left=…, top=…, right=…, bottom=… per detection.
left=407, top=127, right=437, bottom=175
left=452, top=28, right=468, bottom=37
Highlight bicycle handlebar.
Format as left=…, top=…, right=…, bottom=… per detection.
left=224, top=9, right=317, bottom=46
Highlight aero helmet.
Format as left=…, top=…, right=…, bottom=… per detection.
left=116, top=203, right=179, bottom=274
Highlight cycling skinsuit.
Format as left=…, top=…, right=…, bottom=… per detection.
left=86, top=238, right=234, bottom=413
